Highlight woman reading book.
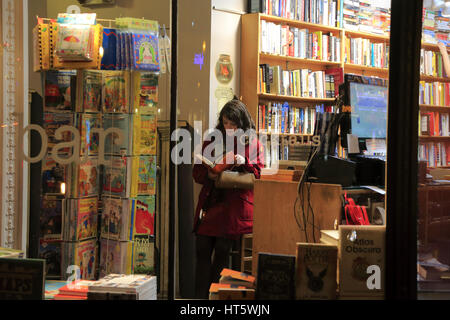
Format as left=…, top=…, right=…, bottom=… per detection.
left=192, top=97, right=264, bottom=299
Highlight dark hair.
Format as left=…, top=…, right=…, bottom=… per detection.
left=216, top=96, right=255, bottom=134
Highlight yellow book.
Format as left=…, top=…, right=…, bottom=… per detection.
left=432, top=51, right=436, bottom=77
left=130, top=155, right=157, bottom=197
left=132, top=110, right=158, bottom=156
left=316, top=31, right=323, bottom=60
left=440, top=83, right=445, bottom=106
left=132, top=71, right=159, bottom=115
left=33, top=23, right=50, bottom=71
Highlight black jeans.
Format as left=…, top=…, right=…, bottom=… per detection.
left=195, top=234, right=234, bottom=299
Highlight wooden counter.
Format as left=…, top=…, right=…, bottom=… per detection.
left=252, top=180, right=342, bottom=276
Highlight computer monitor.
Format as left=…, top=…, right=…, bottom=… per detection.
left=349, top=81, right=388, bottom=139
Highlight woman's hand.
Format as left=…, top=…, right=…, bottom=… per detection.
left=208, top=169, right=219, bottom=180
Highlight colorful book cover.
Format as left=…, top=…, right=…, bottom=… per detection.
left=41, top=156, right=66, bottom=194
left=76, top=197, right=98, bottom=241
left=55, top=24, right=93, bottom=61
left=76, top=157, right=99, bottom=197
left=79, top=113, right=101, bottom=155
left=132, top=235, right=155, bottom=274
left=78, top=70, right=102, bottom=112
left=43, top=112, right=74, bottom=154
left=44, top=70, right=76, bottom=112
left=39, top=239, right=62, bottom=279
left=44, top=280, right=67, bottom=300
left=131, top=32, right=160, bottom=72
left=131, top=196, right=155, bottom=238
left=99, top=239, right=132, bottom=278
left=103, top=71, right=130, bottom=113
left=133, top=111, right=157, bottom=155
left=132, top=71, right=159, bottom=114
left=40, top=196, right=63, bottom=240
left=101, top=28, right=118, bottom=70
left=103, top=156, right=130, bottom=197
left=101, top=197, right=131, bottom=241
left=33, top=23, right=50, bottom=72
left=75, top=239, right=98, bottom=280
left=296, top=243, right=338, bottom=300
left=131, top=155, right=156, bottom=196
left=103, top=113, right=132, bottom=155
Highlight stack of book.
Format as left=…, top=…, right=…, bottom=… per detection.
left=342, top=0, right=359, bottom=31
left=0, top=247, right=24, bottom=259
left=53, top=280, right=95, bottom=300
left=87, top=274, right=157, bottom=300
left=208, top=283, right=248, bottom=300
left=207, top=268, right=256, bottom=300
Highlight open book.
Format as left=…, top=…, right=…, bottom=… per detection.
left=195, top=151, right=236, bottom=174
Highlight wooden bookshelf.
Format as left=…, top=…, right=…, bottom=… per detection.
left=260, top=13, right=342, bottom=33
left=420, top=104, right=450, bottom=112
left=420, top=74, right=450, bottom=82
left=260, top=53, right=341, bottom=68
left=344, top=30, right=389, bottom=42
left=258, top=93, right=335, bottom=103
left=257, top=131, right=313, bottom=137
left=419, top=135, right=450, bottom=140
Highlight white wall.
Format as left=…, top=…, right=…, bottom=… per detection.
left=209, top=0, right=246, bottom=128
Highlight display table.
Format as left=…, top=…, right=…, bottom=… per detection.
left=252, top=180, right=342, bottom=276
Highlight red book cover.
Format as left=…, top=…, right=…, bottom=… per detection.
left=435, top=112, right=440, bottom=136
left=325, top=67, right=344, bottom=97
left=447, top=144, right=450, bottom=165
left=446, top=83, right=450, bottom=106
left=58, top=280, right=95, bottom=297
left=53, top=294, right=87, bottom=300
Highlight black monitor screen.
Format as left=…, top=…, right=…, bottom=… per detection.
left=349, top=82, right=388, bottom=139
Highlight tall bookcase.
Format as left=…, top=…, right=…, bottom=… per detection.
left=241, top=12, right=450, bottom=169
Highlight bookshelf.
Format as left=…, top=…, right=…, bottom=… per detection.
left=241, top=12, right=450, bottom=168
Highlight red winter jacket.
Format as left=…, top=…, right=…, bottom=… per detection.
left=192, top=136, right=264, bottom=239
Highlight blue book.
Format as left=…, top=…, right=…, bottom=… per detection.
left=131, top=32, right=160, bottom=72
left=101, top=28, right=118, bottom=70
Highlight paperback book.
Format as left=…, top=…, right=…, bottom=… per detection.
left=101, top=28, right=118, bottom=70
left=43, top=112, right=74, bottom=154
left=256, top=252, right=296, bottom=300
left=64, top=197, right=98, bottom=241
left=44, top=70, right=76, bottom=112
left=62, top=239, right=98, bottom=281
left=77, top=70, right=103, bottom=113
left=41, top=156, right=67, bottom=195
left=102, top=156, right=132, bottom=198
left=68, top=157, right=100, bottom=198
left=103, top=113, right=133, bottom=155
left=131, top=235, right=155, bottom=275
left=132, top=71, right=159, bottom=114
left=103, top=71, right=130, bottom=113
left=296, top=242, right=338, bottom=300
left=78, top=113, right=101, bottom=155
left=131, top=32, right=160, bottom=72
left=133, top=111, right=157, bottom=155
left=99, top=239, right=132, bottom=278
left=40, top=195, right=64, bottom=240
left=131, top=196, right=155, bottom=238
left=39, top=239, right=62, bottom=279
left=101, top=197, right=132, bottom=241
left=131, top=155, right=157, bottom=196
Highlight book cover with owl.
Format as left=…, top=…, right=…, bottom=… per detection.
left=132, top=71, right=159, bottom=114
left=133, top=111, right=157, bottom=155
left=131, top=196, right=155, bottom=238
left=131, top=32, right=159, bottom=72
left=338, top=225, right=385, bottom=298
left=295, top=243, right=338, bottom=300
left=77, top=70, right=102, bottom=113
left=131, top=155, right=157, bottom=196
left=103, top=71, right=130, bottom=113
